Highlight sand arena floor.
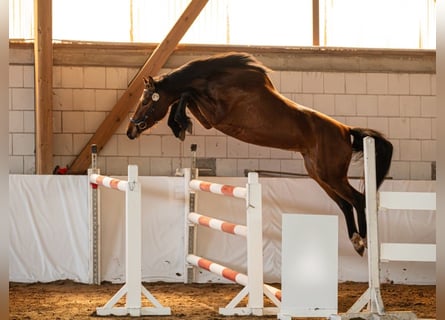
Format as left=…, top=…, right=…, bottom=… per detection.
left=9, top=281, right=435, bottom=319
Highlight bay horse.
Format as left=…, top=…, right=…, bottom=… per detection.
left=126, top=52, right=393, bottom=256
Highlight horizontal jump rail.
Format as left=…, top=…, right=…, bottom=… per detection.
left=89, top=174, right=128, bottom=192
left=188, top=212, right=247, bottom=237
left=187, top=254, right=247, bottom=286
left=379, top=191, right=436, bottom=211
left=189, top=179, right=247, bottom=199
left=186, top=254, right=281, bottom=302
left=378, top=191, right=436, bottom=263
left=380, top=243, right=436, bottom=262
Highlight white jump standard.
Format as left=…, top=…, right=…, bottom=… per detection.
left=185, top=170, right=281, bottom=316
left=89, top=164, right=171, bottom=317
left=332, top=137, right=420, bottom=320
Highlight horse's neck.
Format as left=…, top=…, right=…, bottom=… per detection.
left=162, top=69, right=197, bottom=93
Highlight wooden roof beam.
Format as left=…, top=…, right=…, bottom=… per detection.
left=67, top=0, right=209, bottom=174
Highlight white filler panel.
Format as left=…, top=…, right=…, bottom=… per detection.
left=279, top=214, right=338, bottom=318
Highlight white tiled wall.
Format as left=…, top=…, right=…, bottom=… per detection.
left=9, top=65, right=35, bottom=174
left=9, top=64, right=436, bottom=179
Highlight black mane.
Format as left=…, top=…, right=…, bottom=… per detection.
left=159, top=52, right=270, bottom=87
left=157, top=53, right=271, bottom=140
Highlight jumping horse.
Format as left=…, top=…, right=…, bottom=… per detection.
left=126, top=52, right=393, bottom=256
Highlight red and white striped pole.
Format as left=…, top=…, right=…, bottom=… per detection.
left=186, top=254, right=281, bottom=302
left=187, top=254, right=248, bottom=286
left=189, top=179, right=247, bottom=199
left=89, top=174, right=128, bottom=192
left=188, top=212, right=247, bottom=237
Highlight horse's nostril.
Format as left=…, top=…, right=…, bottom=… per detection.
left=127, top=130, right=135, bottom=140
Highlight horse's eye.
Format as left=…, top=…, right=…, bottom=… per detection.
left=137, top=122, right=147, bottom=130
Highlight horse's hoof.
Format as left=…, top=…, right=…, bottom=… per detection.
left=355, top=245, right=365, bottom=256
left=178, top=129, right=186, bottom=141
left=186, top=120, right=193, bottom=134
left=351, top=233, right=366, bottom=256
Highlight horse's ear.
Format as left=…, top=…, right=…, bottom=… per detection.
left=147, top=76, right=156, bottom=89
left=143, top=76, right=156, bottom=88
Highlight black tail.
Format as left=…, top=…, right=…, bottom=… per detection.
left=350, top=127, right=393, bottom=189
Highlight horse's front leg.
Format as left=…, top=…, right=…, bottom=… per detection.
left=174, top=92, right=193, bottom=135
left=167, top=102, right=183, bottom=139
left=187, top=99, right=213, bottom=129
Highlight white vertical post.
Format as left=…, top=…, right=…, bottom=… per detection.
left=125, top=165, right=142, bottom=316
left=346, top=137, right=386, bottom=316
left=363, top=137, right=385, bottom=315
left=246, top=172, right=264, bottom=315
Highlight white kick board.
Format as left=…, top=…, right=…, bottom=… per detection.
left=279, top=214, right=338, bottom=319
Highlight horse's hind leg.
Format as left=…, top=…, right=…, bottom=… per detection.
left=328, top=181, right=367, bottom=254
left=311, top=176, right=366, bottom=255
left=303, top=153, right=367, bottom=255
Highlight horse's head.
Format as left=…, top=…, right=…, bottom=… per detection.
left=126, top=76, right=170, bottom=139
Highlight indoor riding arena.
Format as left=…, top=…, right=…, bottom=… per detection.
left=9, top=1, right=437, bottom=319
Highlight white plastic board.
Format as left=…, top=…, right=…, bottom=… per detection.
left=280, top=214, right=338, bottom=318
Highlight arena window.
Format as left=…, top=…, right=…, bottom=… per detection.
left=9, top=0, right=436, bottom=49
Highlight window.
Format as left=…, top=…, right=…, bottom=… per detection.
left=320, top=0, right=436, bottom=48
left=9, top=0, right=436, bottom=49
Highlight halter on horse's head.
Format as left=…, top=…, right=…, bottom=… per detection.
left=127, top=76, right=168, bottom=139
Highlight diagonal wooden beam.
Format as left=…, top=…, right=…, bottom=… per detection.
left=68, top=0, right=209, bottom=174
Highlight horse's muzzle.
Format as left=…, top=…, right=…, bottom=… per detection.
left=126, top=125, right=139, bottom=140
